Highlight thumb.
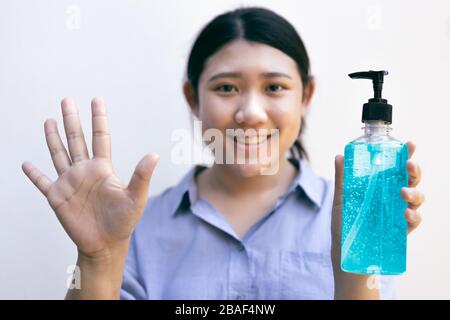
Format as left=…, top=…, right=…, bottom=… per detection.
left=331, top=155, right=344, bottom=245
left=333, top=155, right=344, bottom=204
left=127, top=153, right=160, bottom=203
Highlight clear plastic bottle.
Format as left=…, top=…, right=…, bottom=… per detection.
left=341, top=71, right=409, bottom=275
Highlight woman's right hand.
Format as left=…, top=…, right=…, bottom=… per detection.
left=22, top=97, right=159, bottom=261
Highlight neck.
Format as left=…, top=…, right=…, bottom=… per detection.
left=202, top=157, right=298, bottom=197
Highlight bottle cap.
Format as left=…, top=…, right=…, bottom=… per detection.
left=349, top=70, right=393, bottom=124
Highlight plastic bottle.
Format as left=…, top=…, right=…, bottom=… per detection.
left=341, top=70, right=408, bottom=275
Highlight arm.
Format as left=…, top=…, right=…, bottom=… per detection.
left=65, top=243, right=129, bottom=300
left=331, top=246, right=380, bottom=300
left=22, top=97, right=159, bottom=300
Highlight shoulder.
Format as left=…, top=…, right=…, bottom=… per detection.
left=133, top=167, right=197, bottom=233
left=297, top=159, right=334, bottom=210
left=137, top=185, right=184, bottom=228
left=147, top=184, right=182, bottom=214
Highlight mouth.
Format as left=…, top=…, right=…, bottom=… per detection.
left=227, top=132, right=272, bottom=148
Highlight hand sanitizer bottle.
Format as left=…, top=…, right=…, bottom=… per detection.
left=341, top=70, right=409, bottom=275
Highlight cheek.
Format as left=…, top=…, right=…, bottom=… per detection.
left=198, top=92, right=235, bottom=130
left=270, top=103, right=302, bottom=149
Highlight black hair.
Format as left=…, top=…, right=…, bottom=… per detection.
left=186, top=6, right=313, bottom=159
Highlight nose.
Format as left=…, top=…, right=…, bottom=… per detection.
left=234, top=93, right=268, bottom=125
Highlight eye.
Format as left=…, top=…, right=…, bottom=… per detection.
left=266, top=84, right=285, bottom=93
left=215, top=84, right=238, bottom=93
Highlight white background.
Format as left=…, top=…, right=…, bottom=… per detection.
left=0, top=0, right=449, bottom=299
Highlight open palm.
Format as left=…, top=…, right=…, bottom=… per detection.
left=22, top=97, right=159, bottom=258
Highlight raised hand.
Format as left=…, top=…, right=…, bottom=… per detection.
left=22, top=97, right=159, bottom=259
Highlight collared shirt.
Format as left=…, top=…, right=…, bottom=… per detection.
left=120, top=159, right=395, bottom=300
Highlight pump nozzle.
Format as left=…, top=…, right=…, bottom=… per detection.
left=348, top=70, right=388, bottom=100
left=349, top=70, right=393, bottom=124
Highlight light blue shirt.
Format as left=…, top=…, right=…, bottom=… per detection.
left=120, top=159, right=395, bottom=300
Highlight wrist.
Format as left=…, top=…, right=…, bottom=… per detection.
left=77, top=240, right=130, bottom=272
left=66, top=241, right=130, bottom=300
left=331, top=244, right=380, bottom=300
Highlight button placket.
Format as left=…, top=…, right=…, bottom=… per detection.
left=229, top=243, right=251, bottom=299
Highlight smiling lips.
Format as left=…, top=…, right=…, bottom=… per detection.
left=227, top=132, right=273, bottom=148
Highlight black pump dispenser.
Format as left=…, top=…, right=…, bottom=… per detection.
left=349, top=70, right=393, bottom=124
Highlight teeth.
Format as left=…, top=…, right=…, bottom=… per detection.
left=234, top=135, right=269, bottom=145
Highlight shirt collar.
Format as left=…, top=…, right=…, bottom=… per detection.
left=168, top=165, right=204, bottom=217
left=291, top=158, right=325, bottom=209
left=168, top=159, right=325, bottom=217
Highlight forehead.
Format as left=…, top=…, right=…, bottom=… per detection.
left=200, top=39, right=300, bottom=81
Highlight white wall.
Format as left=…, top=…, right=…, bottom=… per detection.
left=0, top=0, right=448, bottom=299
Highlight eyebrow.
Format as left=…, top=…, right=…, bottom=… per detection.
left=207, top=72, right=292, bottom=82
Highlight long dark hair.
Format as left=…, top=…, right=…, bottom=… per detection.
left=186, top=6, right=312, bottom=159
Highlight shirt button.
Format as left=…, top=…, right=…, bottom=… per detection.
left=237, top=243, right=245, bottom=251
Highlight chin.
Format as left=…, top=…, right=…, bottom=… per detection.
left=230, top=159, right=280, bottom=177
left=232, top=163, right=264, bottom=178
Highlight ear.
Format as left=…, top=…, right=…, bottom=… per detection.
left=183, top=80, right=199, bottom=118
left=301, top=79, right=315, bottom=111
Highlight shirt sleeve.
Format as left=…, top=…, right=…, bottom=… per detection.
left=120, top=233, right=146, bottom=300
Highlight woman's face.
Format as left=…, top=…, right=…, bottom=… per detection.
left=185, top=39, right=313, bottom=177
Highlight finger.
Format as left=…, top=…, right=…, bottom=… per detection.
left=22, top=161, right=53, bottom=196
left=44, top=119, right=71, bottom=176
left=405, top=208, right=422, bottom=234
left=127, top=153, right=160, bottom=204
left=406, top=141, right=416, bottom=159
left=407, top=160, right=422, bottom=188
left=401, top=187, right=425, bottom=210
left=61, top=97, right=89, bottom=163
left=91, top=97, right=111, bottom=160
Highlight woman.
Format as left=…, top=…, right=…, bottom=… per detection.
left=22, top=7, right=424, bottom=299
